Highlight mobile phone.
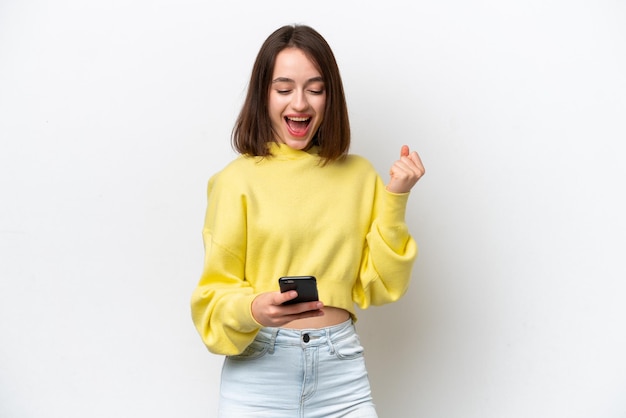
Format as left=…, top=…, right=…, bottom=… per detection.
left=278, top=276, right=319, bottom=305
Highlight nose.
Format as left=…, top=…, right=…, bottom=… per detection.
left=291, top=89, right=309, bottom=111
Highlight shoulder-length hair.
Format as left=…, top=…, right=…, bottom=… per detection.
left=232, top=25, right=350, bottom=163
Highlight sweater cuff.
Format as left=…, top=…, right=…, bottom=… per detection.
left=380, top=190, right=410, bottom=225
left=234, top=293, right=263, bottom=331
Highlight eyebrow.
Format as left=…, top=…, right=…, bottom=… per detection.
left=272, top=76, right=324, bottom=84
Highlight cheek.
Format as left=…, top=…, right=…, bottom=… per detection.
left=314, top=98, right=326, bottom=125
left=267, top=93, right=282, bottom=114
left=314, top=96, right=326, bottom=116
left=268, top=102, right=283, bottom=125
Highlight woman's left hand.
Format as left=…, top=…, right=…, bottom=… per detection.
left=386, top=145, right=425, bottom=193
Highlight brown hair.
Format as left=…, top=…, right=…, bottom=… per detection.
left=232, top=25, right=350, bottom=163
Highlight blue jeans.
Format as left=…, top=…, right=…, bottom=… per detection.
left=218, top=319, right=378, bottom=418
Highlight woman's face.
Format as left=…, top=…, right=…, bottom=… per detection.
left=268, top=48, right=326, bottom=150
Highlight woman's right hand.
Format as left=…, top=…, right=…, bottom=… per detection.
left=251, top=291, right=324, bottom=327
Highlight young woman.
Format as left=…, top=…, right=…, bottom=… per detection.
left=191, top=24, right=425, bottom=417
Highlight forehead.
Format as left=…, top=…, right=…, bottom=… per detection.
left=272, top=48, right=322, bottom=79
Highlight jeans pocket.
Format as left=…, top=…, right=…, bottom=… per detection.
left=333, top=333, right=365, bottom=360
left=227, top=340, right=269, bottom=361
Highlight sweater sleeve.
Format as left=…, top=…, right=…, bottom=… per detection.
left=352, top=177, right=418, bottom=308
left=190, top=175, right=262, bottom=355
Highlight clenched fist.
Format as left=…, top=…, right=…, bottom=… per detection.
left=386, top=145, right=425, bottom=193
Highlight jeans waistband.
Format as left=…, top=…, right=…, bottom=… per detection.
left=256, top=318, right=355, bottom=354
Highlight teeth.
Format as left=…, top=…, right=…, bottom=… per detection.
left=287, top=117, right=309, bottom=122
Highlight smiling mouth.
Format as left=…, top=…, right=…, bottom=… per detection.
left=285, top=116, right=311, bottom=135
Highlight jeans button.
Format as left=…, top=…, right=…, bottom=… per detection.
left=302, top=333, right=310, bottom=343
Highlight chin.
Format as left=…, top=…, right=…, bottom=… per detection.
left=283, top=138, right=313, bottom=150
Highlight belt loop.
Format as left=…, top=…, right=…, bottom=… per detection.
left=268, top=328, right=279, bottom=354
left=326, top=328, right=335, bottom=355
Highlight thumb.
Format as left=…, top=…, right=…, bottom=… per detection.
left=400, top=145, right=409, bottom=157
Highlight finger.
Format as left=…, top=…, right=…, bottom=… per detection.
left=280, top=301, right=325, bottom=323
left=400, top=145, right=409, bottom=157
left=409, top=151, right=424, bottom=167
left=301, top=300, right=324, bottom=312
left=397, top=151, right=424, bottom=174
left=393, top=157, right=418, bottom=174
left=409, top=153, right=426, bottom=177
left=283, top=300, right=324, bottom=313
left=277, top=290, right=298, bottom=305
left=286, top=301, right=325, bottom=317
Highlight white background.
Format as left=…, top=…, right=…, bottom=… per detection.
left=1, top=1, right=625, bottom=417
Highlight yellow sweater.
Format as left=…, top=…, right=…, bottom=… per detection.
left=191, top=143, right=418, bottom=355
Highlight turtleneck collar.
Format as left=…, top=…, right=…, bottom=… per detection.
left=266, top=142, right=321, bottom=160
